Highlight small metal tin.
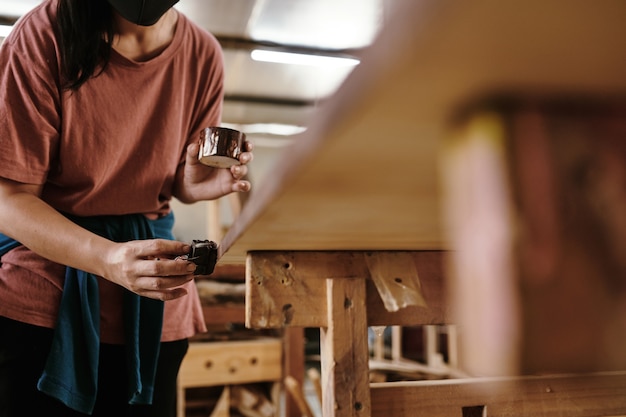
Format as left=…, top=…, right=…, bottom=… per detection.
left=198, top=126, right=245, bottom=168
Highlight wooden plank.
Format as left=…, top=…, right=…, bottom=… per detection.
left=208, top=386, right=230, bottom=417
left=367, top=251, right=449, bottom=327
left=364, top=252, right=427, bottom=312
left=442, top=110, right=521, bottom=377
left=245, top=251, right=450, bottom=328
left=207, top=199, right=223, bottom=243
left=370, top=372, right=626, bottom=417
left=201, top=304, right=245, bottom=326
left=283, top=327, right=306, bottom=417
left=443, top=99, right=626, bottom=376
left=503, top=100, right=626, bottom=374
left=307, top=367, right=323, bottom=408
left=178, top=338, right=282, bottom=388
left=321, top=278, right=371, bottom=417
left=218, top=1, right=626, bottom=264
left=284, top=375, right=315, bottom=417
left=206, top=263, right=246, bottom=281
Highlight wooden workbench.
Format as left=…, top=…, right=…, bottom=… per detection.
left=218, top=1, right=626, bottom=416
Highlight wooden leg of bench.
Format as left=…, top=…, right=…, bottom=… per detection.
left=321, top=278, right=371, bottom=417
left=284, top=327, right=305, bottom=417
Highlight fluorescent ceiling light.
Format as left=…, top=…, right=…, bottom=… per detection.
left=0, top=25, right=13, bottom=38
left=0, top=0, right=42, bottom=38
left=251, top=49, right=359, bottom=68
left=248, top=0, right=383, bottom=50
left=222, top=122, right=307, bottom=137
left=0, top=0, right=42, bottom=17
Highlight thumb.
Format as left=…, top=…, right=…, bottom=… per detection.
left=186, top=142, right=201, bottom=166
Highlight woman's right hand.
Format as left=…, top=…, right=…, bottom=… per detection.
left=0, top=177, right=197, bottom=301
left=102, top=239, right=197, bottom=301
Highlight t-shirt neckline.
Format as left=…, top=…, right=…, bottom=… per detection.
left=109, top=10, right=185, bottom=69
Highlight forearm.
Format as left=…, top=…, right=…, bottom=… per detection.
left=0, top=177, right=197, bottom=300
left=0, top=181, right=115, bottom=278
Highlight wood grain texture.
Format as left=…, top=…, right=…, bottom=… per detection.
left=218, top=1, right=626, bottom=264
left=370, top=372, right=626, bottom=417
left=178, top=338, right=282, bottom=388
left=245, top=251, right=450, bottom=328
left=321, top=278, right=371, bottom=417
left=214, top=2, right=626, bottom=416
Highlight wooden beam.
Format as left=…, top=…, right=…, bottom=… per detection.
left=443, top=99, right=626, bottom=376
left=370, top=372, right=626, bottom=417
left=245, top=251, right=450, bottom=328
left=201, top=304, right=245, bottom=326
left=321, top=278, right=371, bottom=417
left=284, top=375, right=315, bottom=417
left=207, top=199, right=223, bottom=243
left=178, top=338, right=282, bottom=388
left=283, top=327, right=306, bottom=417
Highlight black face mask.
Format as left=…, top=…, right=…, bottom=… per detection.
left=107, top=0, right=180, bottom=26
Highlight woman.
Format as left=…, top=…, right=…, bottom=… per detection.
left=0, top=0, right=252, bottom=416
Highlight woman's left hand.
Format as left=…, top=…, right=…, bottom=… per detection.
left=174, top=140, right=253, bottom=203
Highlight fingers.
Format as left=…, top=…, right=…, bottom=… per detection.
left=139, top=255, right=197, bottom=276
left=235, top=144, right=253, bottom=192
left=144, top=287, right=189, bottom=301
left=230, top=153, right=252, bottom=192
left=108, top=239, right=197, bottom=301
left=230, top=163, right=247, bottom=179
left=239, top=149, right=253, bottom=165
left=130, top=272, right=193, bottom=301
left=232, top=179, right=251, bottom=192
left=133, top=283, right=190, bottom=301
left=124, top=258, right=195, bottom=301
left=135, top=239, right=191, bottom=259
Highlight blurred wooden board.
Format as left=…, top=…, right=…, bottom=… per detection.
left=219, top=0, right=626, bottom=264
left=370, top=372, right=626, bottom=417
left=179, top=338, right=282, bottom=388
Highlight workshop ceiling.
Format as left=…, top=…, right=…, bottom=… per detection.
left=175, top=0, right=387, bottom=150
left=1, top=0, right=389, bottom=181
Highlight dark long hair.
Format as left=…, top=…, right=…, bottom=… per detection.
left=56, top=0, right=115, bottom=90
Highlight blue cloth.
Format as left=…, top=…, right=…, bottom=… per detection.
left=0, top=235, right=21, bottom=255
left=0, top=212, right=175, bottom=415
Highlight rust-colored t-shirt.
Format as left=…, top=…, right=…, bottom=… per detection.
left=0, top=0, right=223, bottom=342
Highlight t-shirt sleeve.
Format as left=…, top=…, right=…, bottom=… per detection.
left=0, top=37, right=61, bottom=185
